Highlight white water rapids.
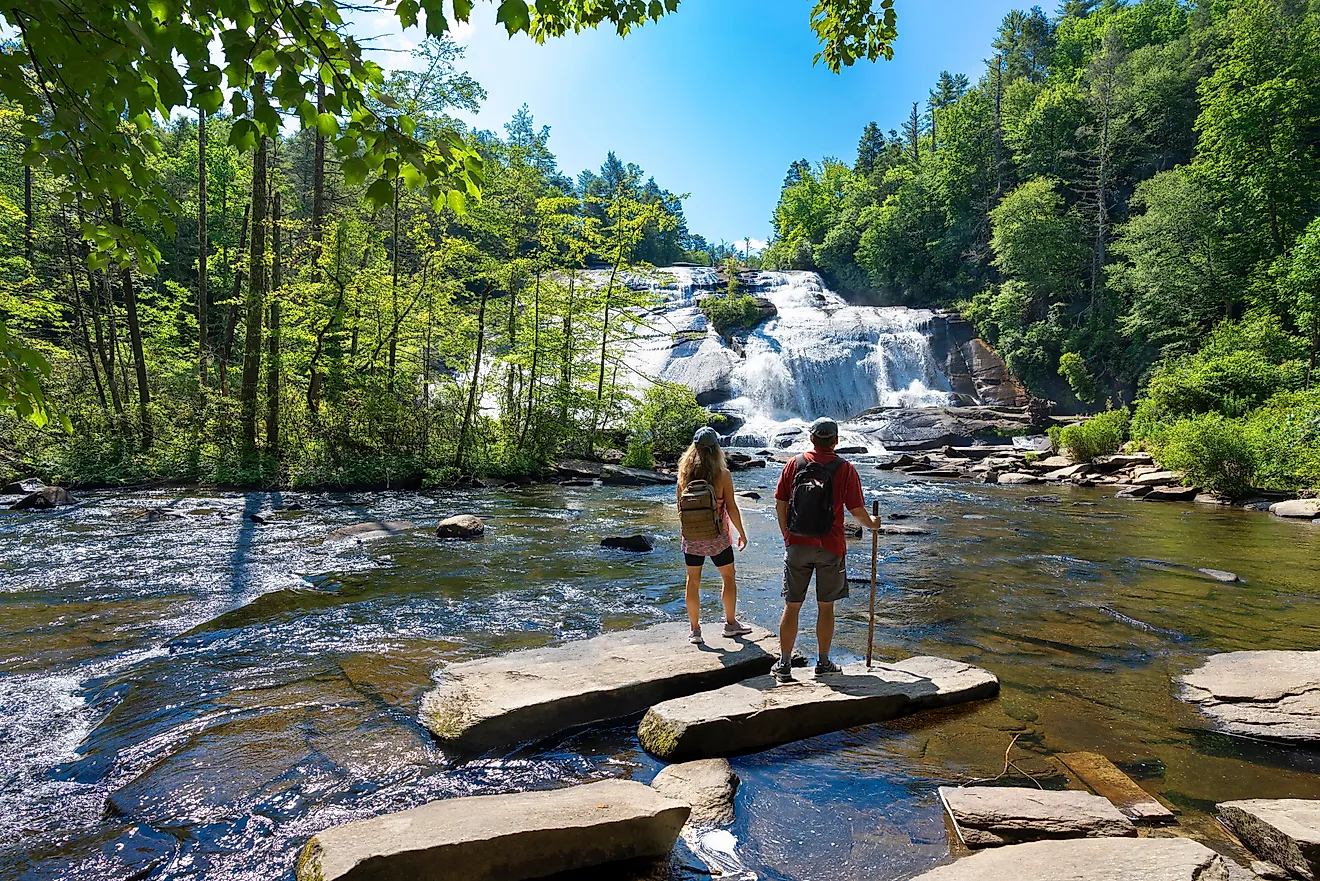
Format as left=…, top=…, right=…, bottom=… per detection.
left=627, top=268, right=957, bottom=450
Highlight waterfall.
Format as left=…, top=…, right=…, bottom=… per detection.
left=629, top=268, right=958, bottom=450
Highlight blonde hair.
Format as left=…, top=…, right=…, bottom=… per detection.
left=678, top=442, right=727, bottom=490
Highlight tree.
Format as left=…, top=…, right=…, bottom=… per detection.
left=855, top=122, right=886, bottom=174
left=902, top=102, right=923, bottom=164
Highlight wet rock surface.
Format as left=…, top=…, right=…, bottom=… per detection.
left=436, top=514, right=485, bottom=539
left=601, top=534, right=655, bottom=552
left=909, top=837, right=1236, bottom=881
left=295, top=778, right=689, bottom=881
left=938, top=786, right=1135, bottom=847
left=1218, top=799, right=1320, bottom=880
left=9, top=485, right=75, bottom=510
left=649, top=759, right=739, bottom=827
left=1181, top=651, right=1320, bottom=742
left=327, top=520, right=416, bottom=541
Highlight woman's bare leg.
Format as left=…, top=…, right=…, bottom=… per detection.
left=685, top=565, right=704, bottom=632
left=716, top=560, right=738, bottom=623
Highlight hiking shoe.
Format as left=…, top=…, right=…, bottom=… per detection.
left=773, top=662, right=794, bottom=683
left=689, top=628, right=704, bottom=645
left=814, top=658, right=843, bottom=676
left=722, top=619, right=753, bottom=637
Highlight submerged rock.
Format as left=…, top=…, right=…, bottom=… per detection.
left=909, top=837, right=1234, bottom=881
left=1218, top=799, right=1320, bottom=880
left=328, top=521, right=416, bottom=542
left=1180, top=651, right=1320, bottom=742
left=436, top=514, right=485, bottom=539
left=650, top=759, right=739, bottom=827
left=601, top=534, right=654, bottom=552
left=419, top=622, right=778, bottom=755
left=938, top=786, right=1135, bottom=848
left=1054, top=752, right=1174, bottom=825
left=10, top=486, right=75, bottom=510
left=295, top=778, right=689, bottom=881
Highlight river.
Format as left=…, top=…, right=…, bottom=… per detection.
left=3, top=473, right=1319, bottom=880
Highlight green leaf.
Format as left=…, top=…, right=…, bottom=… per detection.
left=253, top=49, right=279, bottom=74
left=342, top=156, right=368, bottom=185
left=447, top=187, right=467, bottom=213
left=316, top=112, right=340, bottom=137
left=365, top=176, right=394, bottom=205
left=496, top=0, right=531, bottom=35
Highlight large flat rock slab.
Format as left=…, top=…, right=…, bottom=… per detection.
left=909, top=837, right=1236, bottom=881
left=939, top=786, right=1135, bottom=847
left=1056, top=752, right=1175, bottom=825
left=1180, top=651, right=1320, bottom=742
left=637, top=656, right=998, bottom=761
left=296, top=778, right=689, bottom=881
left=419, top=623, right=778, bottom=755
left=1218, top=799, right=1320, bottom=880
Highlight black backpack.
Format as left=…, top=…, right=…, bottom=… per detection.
left=787, top=455, right=844, bottom=537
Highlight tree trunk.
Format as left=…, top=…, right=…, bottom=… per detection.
left=521, top=269, right=541, bottom=447
left=456, top=285, right=490, bottom=473
left=388, top=177, right=400, bottom=382
left=198, top=109, right=209, bottom=390
left=219, top=205, right=250, bottom=396
left=112, top=201, right=152, bottom=447
left=62, top=223, right=107, bottom=410
left=266, top=190, right=281, bottom=454
left=592, top=231, right=627, bottom=452
left=24, top=164, right=33, bottom=266
left=561, top=269, right=575, bottom=421
left=313, top=79, right=326, bottom=253
left=239, top=97, right=268, bottom=453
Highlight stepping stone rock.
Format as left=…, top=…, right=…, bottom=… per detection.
left=420, top=623, right=778, bottom=755
left=328, top=521, right=416, bottom=541
left=1055, top=752, right=1174, bottom=825
left=1134, top=470, right=1182, bottom=487
left=650, top=759, right=738, bottom=827
left=1115, top=485, right=1152, bottom=499
left=1218, top=799, right=1320, bottom=880
left=1144, top=486, right=1199, bottom=502
left=1271, top=499, right=1320, bottom=520
left=1180, top=651, right=1320, bottom=742
left=436, top=514, right=485, bottom=539
left=1044, top=464, right=1092, bottom=480
left=638, top=656, right=998, bottom=762
left=999, top=473, right=1043, bottom=485
left=939, top=787, right=1135, bottom=848
left=295, top=778, right=689, bottom=881
left=9, top=485, right=75, bottom=510
left=1023, top=495, right=1062, bottom=505
left=600, top=464, right=675, bottom=486
left=1031, top=456, right=1074, bottom=470
left=883, top=524, right=932, bottom=536
left=909, top=836, right=1234, bottom=881
left=601, top=534, right=654, bottom=552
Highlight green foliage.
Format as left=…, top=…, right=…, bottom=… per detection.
left=0, top=321, right=65, bottom=430
left=1245, top=391, right=1320, bottom=492
left=1058, top=408, right=1130, bottom=461
left=626, top=381, right=714, bottom=462
left=1057, top=351, right=1097, bottom=404
left=621, top=436, right=655, bottom=469
left=1149, top=412, right=1255, bottom=498
left=702, top=293, right=764, bottom=338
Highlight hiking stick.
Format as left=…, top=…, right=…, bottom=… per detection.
left=866, top=499, right=880, bottom=669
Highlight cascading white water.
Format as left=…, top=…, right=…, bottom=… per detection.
left=629, top=268, right=957, bottom=450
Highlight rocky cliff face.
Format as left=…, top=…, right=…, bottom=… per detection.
left=926, top=312, right=1028, bottom=408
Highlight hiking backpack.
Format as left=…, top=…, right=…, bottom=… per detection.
left=787, top=455, right=844, bottom=537
left=678, top=480, right=724, bottom=541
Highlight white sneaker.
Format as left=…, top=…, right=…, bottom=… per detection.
left=689, top=628, right=704, bottom=645
left=722, top=619, right=753, bottom=637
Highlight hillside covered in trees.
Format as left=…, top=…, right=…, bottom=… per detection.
left=765, top=0, right=1320, bottom=495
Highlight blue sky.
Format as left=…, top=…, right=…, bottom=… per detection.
left=360, top=0, right=1023, bottom=247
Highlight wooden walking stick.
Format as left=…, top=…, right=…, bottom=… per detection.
left=866, top=499, right=880, bottom=669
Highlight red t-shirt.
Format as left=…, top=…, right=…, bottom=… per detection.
left=774, top=448, right=865, bottom=559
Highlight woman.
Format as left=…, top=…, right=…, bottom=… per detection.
left=677, top=427, right=752, bottom=644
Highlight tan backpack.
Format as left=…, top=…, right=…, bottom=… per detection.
left=678, top=480, right=724, bottom=541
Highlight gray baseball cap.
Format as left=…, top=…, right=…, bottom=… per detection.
left=693, top=426, right=721, bottom=450
left=809, top=417, right=838, bottom=439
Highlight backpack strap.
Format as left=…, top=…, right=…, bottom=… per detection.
left=821, top=457, right=845, bottom=478
left=794, top=453, right=809, bottom=471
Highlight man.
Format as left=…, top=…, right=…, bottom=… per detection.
left=772, top=417, right=882, bottom=682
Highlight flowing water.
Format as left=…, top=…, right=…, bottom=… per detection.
left=3, top=479, right=1320, bottom=880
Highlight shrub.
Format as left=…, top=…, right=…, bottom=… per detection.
left=626, top=382, right=717, bottom=461
left=622, top=436, right=656, bottom=469
left=1057, top=351, right=1097, bottom=404
left=1150, top=413, right=1256, bottom=499
left=1058, top=408, right=1129, bottom=461
left=1245, top=390, right=1320, bottom=491
left=702, top=292, right=765, bottom=337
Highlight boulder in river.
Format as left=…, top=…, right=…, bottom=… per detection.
left=1180, top=651, right=1320, bottom=742
left=938, top=786, right=1135, bottom=848
left=1133, top=470, right=1182, bottom=487
left=1217, top=799, right=1320, bottom=880
left=836, top=445, right=869, bottom=455
left=998, top=473, right=1043, bottom=485
left=883, top=524, right=931, bottom=536
left=295, top=778, right=689, bottom=881
left=1023, top=495, right=1062, bottom=505
left=2, top=477, right=45, bottom=494
left=601, top=534, right=654, bottom=552
left=1115, top=485, right=1152, bottom=499
left=9, top=486, right=75, bottom=510
left=1043, top=464, right=1092, bottom=480
left=908, top=837, right=1235, bottom=881
left=599, top=464, right=675, bottom=486
left=328, top=521, right=416, bottom=542
left=650, top=759, right=739, bottom=827
left=1270, top=499, right=1320, bottom=520
left=1144, top=485, right=1199, bottom=502
left=436, top=514, right=485, bottom=539
left=736, top=490, right=761, bottom=500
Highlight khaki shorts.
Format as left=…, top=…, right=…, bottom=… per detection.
left=782, top=544, right=848, bottom=604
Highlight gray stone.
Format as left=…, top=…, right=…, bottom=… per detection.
left=1219, top=799, right=1320, bottom=880
left=1270, top=499, right=1320, bottom=520
left=328, top=521, right=416, bottom=541
left=1, top=477, right=44, bottom=494
left=909, top=837, right=1235, bottom=881
left=599, top=464, right=676, bottom=486
left=1144, top=486, right=1199, bottom=502
left=1044, top=464, right=1092, bottom=480
left=939, top=787, right=1135, bottom=848
left=420, top=623, right=778, bottom=755
left=638, top=656, right=998, bottom=762
left=436, top=514, right=485, bottom=539
left=1030, top=456, right=1074, bottom=470
left=1133, top=470, right=1182, bottom=487
left=1251, top=860, right=1292, bottom=880
left=601, top=534, right=654, bottom=552
left=9, top=486, right=74, bottom=510
left=295, top=778, right=689, bottom=881
left=1180, top=651, right=1320, bottom=742
left=650, top=759, right=739, bottom=827
left=1116, top=485, right=1152, bottom=499
left=999, top=473, right=1043, bottom=485
left=883, top=524, right=932, bottom=536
